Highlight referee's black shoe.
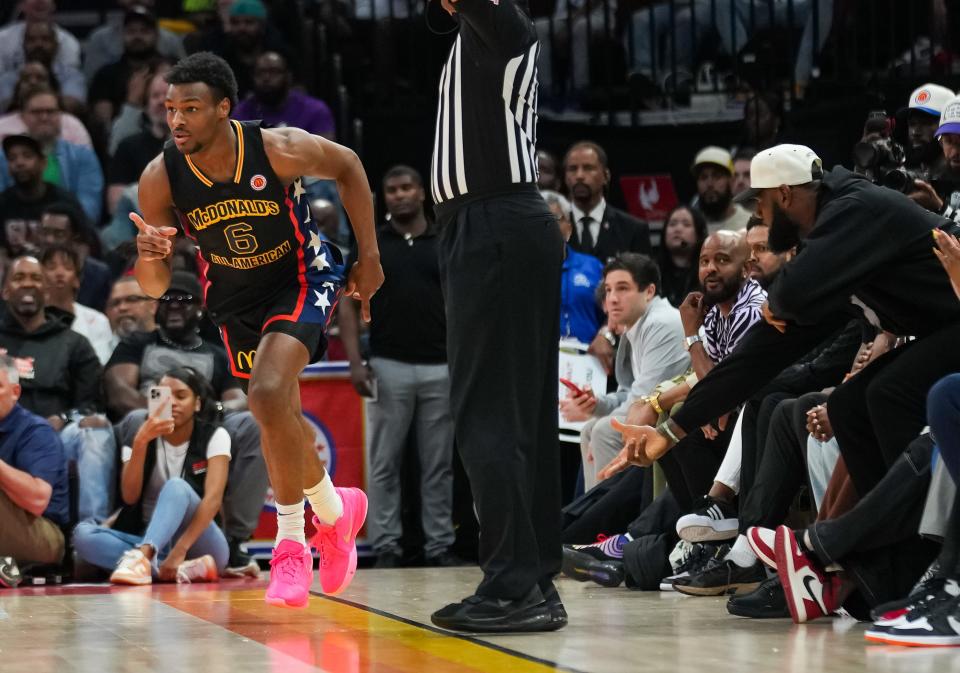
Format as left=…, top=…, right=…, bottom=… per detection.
left=541, top=581, right=569, bottom=629
left=431, top=585, right=563, bottom=633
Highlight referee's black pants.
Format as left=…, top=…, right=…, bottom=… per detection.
left=437, top=190, right=564, bottom=601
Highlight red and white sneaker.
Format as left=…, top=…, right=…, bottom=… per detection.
left=265, top=539, right=314, bottom=608
left=774, top=525, right=841, bottom=623
left=310, top=487, right=368, bottom=596
left=746, top=527, right=777, bottom=570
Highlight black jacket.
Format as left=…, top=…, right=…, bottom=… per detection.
left=672, top=168, right=960, bottom=434
left=0, top=307, right=102, bottom=417
left=569, top=205, right=652, bottom=264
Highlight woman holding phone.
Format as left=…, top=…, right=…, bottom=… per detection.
left=72, top=367, right=232, bottom=584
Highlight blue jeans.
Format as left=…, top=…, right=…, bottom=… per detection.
left=72, top=478, right=229, bottom=575
left=928, top=373, right=960, bottom=484
left=61, top=421, right=116, bottom=523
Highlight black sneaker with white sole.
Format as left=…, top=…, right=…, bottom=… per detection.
left=866, top=593, right=960, bottom=646
left=676, top=496, right=739, bottom=543
left=660, top=541, right=724, bottom=591
left=673, top=556, right=766, bottom=596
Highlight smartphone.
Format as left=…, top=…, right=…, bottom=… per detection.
left=559, top=378, right=584, bottom=396
left=148, top=385, right=173, bottom=420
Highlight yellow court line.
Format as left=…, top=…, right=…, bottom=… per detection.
left=156, top=587, right=567, bottom=673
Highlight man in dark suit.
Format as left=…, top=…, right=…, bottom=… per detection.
left=564, top=140, right=651, bottom=373
left=564, top=141, right=651, bottom=264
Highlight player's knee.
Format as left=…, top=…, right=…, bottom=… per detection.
left=247, top=376, right=292, bottom=421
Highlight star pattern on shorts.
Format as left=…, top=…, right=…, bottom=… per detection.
left=310, top=252, right=330, bottom=272
left=308, top=229, right=323, bottom=256
left=313, top=289, right=331, bottom=312
left=292, top=178, right=306, bottom=203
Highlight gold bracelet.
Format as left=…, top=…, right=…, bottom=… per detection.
left=648, top=392, right=664, bottom=416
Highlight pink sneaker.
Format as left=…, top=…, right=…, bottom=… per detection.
left=265, top=539, right=313, bottom=608
left=310, top=487, right=368, bottom=595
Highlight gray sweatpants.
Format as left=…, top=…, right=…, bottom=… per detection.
left=367, top=357, right=456, bottom=557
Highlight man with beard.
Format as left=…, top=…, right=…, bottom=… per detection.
left=89, top=7, right=163, bottom=126
left=233, top=52, right=334, bottom=140
left=745, top=215, right=794, bottom=289
left=565, top=140, right=652, bottom=375
left=899, top=84, right=957, bottom=214
left=0, top=135, right=83, bottom=261
left=917, top=94, right=960, bottom=226
left=0, top=19, right=85, bottom=113
left=610, top=144, right=960, bottom=619
left=104, top=275, right=158, bottom=354
left=0, top=256, right=115, bottom=523
left=83, top=1, right=185, bottom=81
left=692, top=146, right=752, bottom=234
left=338, top=165, right=459, bottom=569
left=103, top=271, right=245, bottom=422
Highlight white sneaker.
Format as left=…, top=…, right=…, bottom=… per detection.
left=110, top=549, right=152, bottom=585
left=176, top=555, right=219, bottom=584
left=223, top=558, right=261, bottom=579
left=676, top=496, right=739, bottom=542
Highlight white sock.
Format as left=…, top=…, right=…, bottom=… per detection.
left=275, top=500, right=307, bottom=546
left=305, top=473, right=343, bottom=525
left=724, top=534, right=758, bottom=568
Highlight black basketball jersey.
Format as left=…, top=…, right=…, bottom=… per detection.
left=163, top=120, right=336, bottom=319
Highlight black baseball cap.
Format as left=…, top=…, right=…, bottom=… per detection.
left=166, top=271, right=202, bottom=297
left=124, top=5, right=158, bottom=27
left=2, top=134, right=44, bottom=157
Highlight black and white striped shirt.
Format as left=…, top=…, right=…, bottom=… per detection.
left=703, top=279, right=767, bottom=363
left=430, top=0, right=540, bottom=206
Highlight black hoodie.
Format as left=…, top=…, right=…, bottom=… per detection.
left=0, top=306, right=102, bottom=418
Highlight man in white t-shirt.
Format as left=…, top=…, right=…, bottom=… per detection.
left=40, top=244, right=114, bottom=365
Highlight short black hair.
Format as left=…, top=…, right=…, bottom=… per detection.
left=40, top=242, right=80, bottom=270
left=383, top=164, right=423, bottom=187
left=745, top=215, right=766, bottom=231
left=734, top=146, right=757, bottom=162
left=603, top=253, right=660, bottom=295
left=565, top=140, right=609, bottom=170
left=166, top=52, right=238, bottom=113
left=41, top=201, right=87, bottom=235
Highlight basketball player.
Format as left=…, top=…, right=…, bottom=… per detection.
left=132, top=53, right=383, bottom=608
left=428, top=0, right=566, bottom=632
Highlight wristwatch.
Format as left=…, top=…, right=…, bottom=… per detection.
left=644, top=392, right=664, bottom=416
left=684, top=334, right=702, bottom=351
left=600, top=327, right=616, bottom=347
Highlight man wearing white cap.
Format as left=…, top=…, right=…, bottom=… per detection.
left=692, top=146, right=752, bottom=234
left=611, top=143, right=960, bottom=622
left=912, top=94, right=960, bottom=225
left=900, top=84, right=957, bottom=214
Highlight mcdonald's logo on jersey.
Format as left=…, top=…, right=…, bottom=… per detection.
left=236, top=349, right=256, bottom=372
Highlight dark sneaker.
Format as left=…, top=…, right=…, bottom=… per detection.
left=224, top=539, right=260, bottom=578
left=660, top=541, right=724, bottom=591
left=541, top=581, right=568, bottom=629
left=431, top=586, right=560, bottom=633
left=561, top=547, right=624, bottom=587
left=727, top=575, right=790, bottom=618
left=567, top=534, right=628, bottom=562
left=676, top=496, right=739, bottom=542
left=425, top=551, right=469, bottom=568
left=374, top=550, right=403, bottom=569
left=774, top=525, right=841, bottom=623
left=673, top=556, right=766, bottom=596
left=870, top=564, right=952, bottom=622
left=0, top=557, right=21, bottom=588
left=866, top=594, right=960, bottom=647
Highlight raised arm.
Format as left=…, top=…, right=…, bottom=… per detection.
left=132, top=155, right=179, bottom=299
left=264, top=127, right=383, bottom=321
left=442, top=0, right=536, bottom=56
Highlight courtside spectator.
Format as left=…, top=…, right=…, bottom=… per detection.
left=656, top=205, right=708, bottom=307
left=692, top=146, right=752, bottom=233
left=37, top=202, right=112, bottom=312
left=732, top=148, right=755, bottom=198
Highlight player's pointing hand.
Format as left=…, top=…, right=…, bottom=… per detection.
left=345, top=256, right=384, bottom=323
left=131, top=212, right=178, bottom=261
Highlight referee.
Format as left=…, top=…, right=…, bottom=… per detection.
left=428, top=0, right=566, bottom=633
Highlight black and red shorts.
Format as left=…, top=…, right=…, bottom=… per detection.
left=218, top=283, right=342, bottom=392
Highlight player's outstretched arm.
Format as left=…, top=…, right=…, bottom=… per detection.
left=132, top=155, right=178, bottom=298
left=266, top=127, right=384, bottom=321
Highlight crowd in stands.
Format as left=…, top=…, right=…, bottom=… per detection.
left=0, top=0, right=959, bottom=650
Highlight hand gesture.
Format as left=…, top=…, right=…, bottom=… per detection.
left=559, top=384, right=597, bottom=422
left=131, top=212, right=178, bottom=262
left=135, top=406, right=176, bottom=446
left=596, top=418, right=670, bottom=479
left=933, top=228, right=960, bottom=300
left=761, top=301, right=787, bottom=333
left=908, top=180, right=944, bottom=214
left=345, top=257, right=384, bottom=323
left=679, top=291, right=706, bottom=337
left=349, top=362, right=374, bottom=397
